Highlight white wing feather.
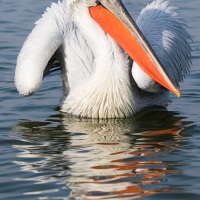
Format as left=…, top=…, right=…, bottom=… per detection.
left=15, top=1, right=69, bottom=95
left=61, top=22, right=94, bottom=90
left=132, top=0, right=191, bottom=93
left=15, top=0, right=95, bottom=96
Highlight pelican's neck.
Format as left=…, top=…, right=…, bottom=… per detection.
left=72, top=5, right=122, bottom=72
left=61, top=4, right=139, bottom=118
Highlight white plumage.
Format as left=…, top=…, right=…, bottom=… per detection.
left=15, top=0, right=191, bottom=118
left=132, top=1, right=191, bottom=92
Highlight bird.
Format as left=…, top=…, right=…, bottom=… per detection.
left=15, top=0, right=191, bottom=118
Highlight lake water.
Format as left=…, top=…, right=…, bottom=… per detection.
left=1, top=0, right=200, bottom=199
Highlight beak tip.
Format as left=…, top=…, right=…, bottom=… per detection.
left=175, top=89, right=181, bottom=98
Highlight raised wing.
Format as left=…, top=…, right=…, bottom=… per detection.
left=132, top=0, right=191, bottom=93
left=15, top=0, right=94, bottom=97
left=15, top=1, right=68, bottom=95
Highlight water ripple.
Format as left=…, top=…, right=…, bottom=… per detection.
left=9, top=110, right=196, bottom=199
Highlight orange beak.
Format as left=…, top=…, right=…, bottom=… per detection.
left=89, top=0, right=180, bottom=97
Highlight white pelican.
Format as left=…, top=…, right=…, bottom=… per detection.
left=15, top=0, right=191, bottom=118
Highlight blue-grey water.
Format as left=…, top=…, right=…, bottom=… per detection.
left=1, top=0, right=200, bottom=199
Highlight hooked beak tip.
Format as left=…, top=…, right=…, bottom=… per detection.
left=175, top=89, right=181, bottom=98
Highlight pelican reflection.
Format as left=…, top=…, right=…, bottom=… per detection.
left=13, top=109, right=193, bottom=199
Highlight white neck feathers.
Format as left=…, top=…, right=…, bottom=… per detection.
left=61, top=5, right=137, bottom=118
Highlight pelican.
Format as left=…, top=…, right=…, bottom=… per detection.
left=15, top=0, right=191, bottom=118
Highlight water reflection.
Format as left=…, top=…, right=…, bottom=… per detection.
left=13, top=108, right=194, bottom=199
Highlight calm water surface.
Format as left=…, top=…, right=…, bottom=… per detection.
left=1, top=0, right=200, bottom=199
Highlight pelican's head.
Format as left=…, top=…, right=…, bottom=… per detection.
left=70, top=0, right=180, bottom=96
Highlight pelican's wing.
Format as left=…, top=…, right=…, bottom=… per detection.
left=15, top=1, right=93, bottom=96
left=61, top=22, right=95, bottom=90
left=132, top=0, right=191, bottom=92
left=15, top=1, right=68, bottom=95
